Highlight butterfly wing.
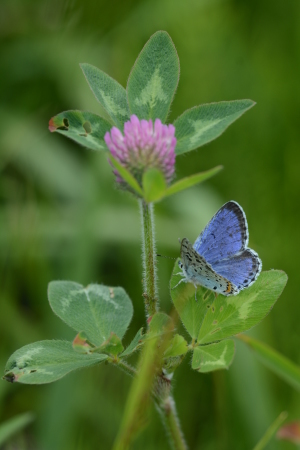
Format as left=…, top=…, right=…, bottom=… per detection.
left=179, top=238, right=239, bottom=296
left=210, top=249, right=262, bottom=290
left=193, top=201, right=248, bottom=265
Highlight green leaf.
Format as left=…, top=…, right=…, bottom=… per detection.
left=48, top=282, right=133, bottom=347
left=0, top=412, right=34, bottom=446
left=3, top=340, right=107, bottom=384
left=96, top=332, right=124, bottom=356
left=142, top=168, right=167, bottom=202
left=170, top=264, right=287, bottom=343
left=109, top=156, right=144, bottom=197
left=170, top=263, right=216, bottom=339
left=164, top=165, right=223, bottom=198
left=192, top=339, right=235, bottom=372
left=121, top=328, right=145, bottom=358
left=164, top=334, right=188, bottom=359
left=238, top=334, right=300, bottom=392
left=49, top=110, right=112, bottom=151
left=197, top=271, right=287, bottom=344
left=148, top=312, right=173, bottom=338
left=253, top=411, right=288, bottom=450
left=80, top=63, right=130, bottom=129
left=174, top=100, right=255, bottom=155
left=127, top=31, right=180, bottom=121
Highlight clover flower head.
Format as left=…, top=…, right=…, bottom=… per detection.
left=104, top=115, right=176, bottom=188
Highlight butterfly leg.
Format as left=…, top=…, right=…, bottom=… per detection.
left=194, top=285, right=198, bottom=302
left=171, top=277, right=187, bottom=290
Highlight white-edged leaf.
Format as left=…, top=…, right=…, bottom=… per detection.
left=174, top=100, right=255, bottom=155
left=3, top=340, right=107, bottom=384
left=48, top=281, right=133, bottom=347
left=192, top=339, right=235, bottom=372
left=127, top=31, right=179, bottom=121
left=81, top=63, right=130, bottom=128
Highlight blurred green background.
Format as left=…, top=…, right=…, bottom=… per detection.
left=1, top=0, right=300, bottom=448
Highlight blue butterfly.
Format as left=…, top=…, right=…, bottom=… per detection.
left=175, top=201, right=262, bottom=296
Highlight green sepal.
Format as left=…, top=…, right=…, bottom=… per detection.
left=80, top=63, right=130, bottom=128
left=3, top=340, right=107, bottom=384
left=95, top=332, right=124, bottom=356
left=48, top=281, right=133, bottom=347
left=142, top=168, right=167, bottom=203
left=170, top=262, right=287, bottom=343
left=192, top=339, right=235, bottom=372
left=108, top=156, right=144, bottom=197
left=174, top=100, right=255, bottom=155
left=48, top=110, right=112, bottom=151
left=164, top=166, right=223, bottom=198
left=120, top=328, right=145, bottom=358
left=127, top=31, right=180, bottom=121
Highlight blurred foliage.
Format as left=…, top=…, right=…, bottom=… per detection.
left=1, top=0, right=300, bottom=449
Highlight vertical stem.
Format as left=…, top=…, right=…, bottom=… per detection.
left=139, top=199, right=158, bottom=317
left=157, top=395, right=188, bottom=450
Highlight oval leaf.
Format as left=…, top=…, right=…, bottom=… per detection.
left=197, top=270, right=287, bottom=344
left=192, top=339, right=235, bottom=373
left=48, top=281, right=133, bottom=347
left=164, top=165, right=223, bottom=198
left=49, top=110, right=112, bottom=151
left=3, top=340, right=107, bottom=384
left=174, top=100, right=255, bottom=155
left=170, top=264, right=287, bottom=342
left=142, top=168, right=167, bottom=203
left=170, top=262, right=216, bottom=339
left=127, top=31, right=180, bottom=121
left=80, top=63, right=130, bottom=129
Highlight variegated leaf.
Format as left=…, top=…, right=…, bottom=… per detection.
left=170, top=264, right=287, bottom=343
left=48, top=282, right=133, bottom=347
left=192, top=339, right=235, bottom=372
left=127, top=31, right=179, bottom=122
left=81, top=63, right=131, bottom=129
left=49, top=110, right=112, bottom=151
left=3, top=340, right=107, bottom=384
left=174, top=100, right=255, bottom=155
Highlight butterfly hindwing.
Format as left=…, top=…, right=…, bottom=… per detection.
left=177, top=201, right=262, bottom=297
left=179, top=238, right=239, bottom=296
left=193, top=201, right=248, bottom=265
left=210, top=249, right=262, bottom=291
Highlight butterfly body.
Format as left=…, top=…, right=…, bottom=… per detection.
left=176, top=201, right=262, bottom=297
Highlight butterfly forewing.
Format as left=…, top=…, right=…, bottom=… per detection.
left=178, top=201, right=262, bottom=297
left=180, top=238, right=238, bottom=296
left=193, top=201, right=249, bottom=265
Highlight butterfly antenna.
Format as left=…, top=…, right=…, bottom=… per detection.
left=156, top=254, right=177, bottom=260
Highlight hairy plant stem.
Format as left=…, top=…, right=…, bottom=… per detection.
left=139, top=200, right=158, bottom=318
left=157, top=395, right=188, bottom=450
left=137, top=199, right=188, bottom=450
